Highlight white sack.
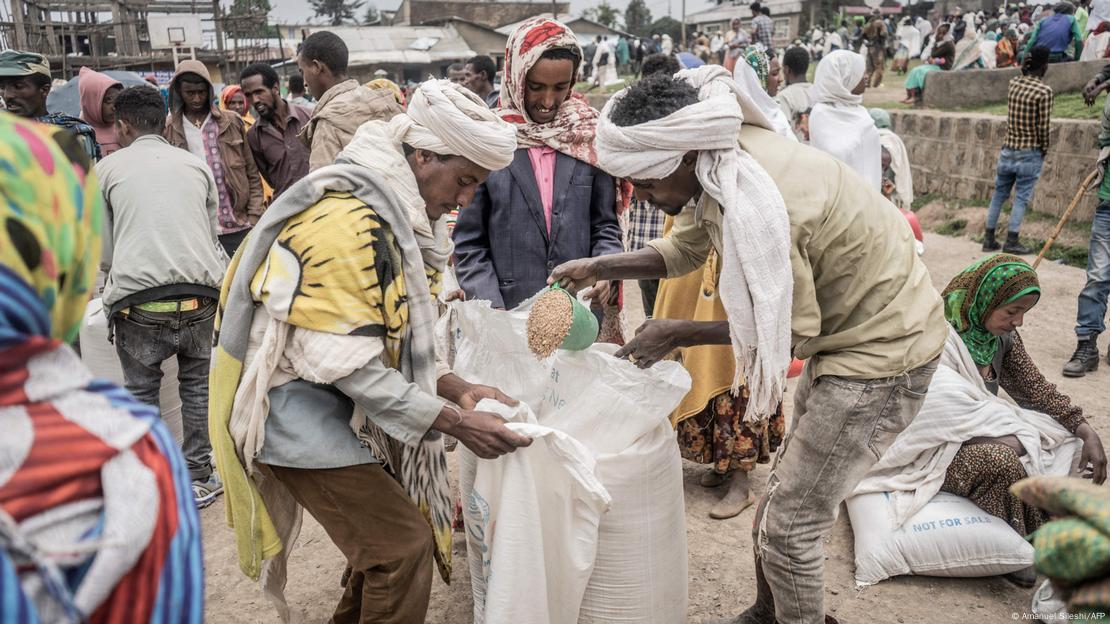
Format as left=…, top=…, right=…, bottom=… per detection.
left=449, top=299, right=691, bottom=624
left=847, top=491, right=1034, bottom=586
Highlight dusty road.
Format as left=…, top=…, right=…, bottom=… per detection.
left=202, top=232, right=1109, bottom=623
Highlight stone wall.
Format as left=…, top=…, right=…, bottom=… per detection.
left=922, top=59, right=1106, bottom=109
left=889, top=109, right=1101, bottom=221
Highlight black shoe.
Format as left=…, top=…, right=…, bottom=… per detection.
left=1003, top=565, right=1038, bottom=588
left=982, top=227, right=1001, bottom=251
left=1063, top=337, right=1099, bottom=377
left=1002, top=231, right=1033, bottom=255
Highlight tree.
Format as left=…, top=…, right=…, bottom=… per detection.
left=624, top=0, right=652, bottom=37
left=309, top=0, right=364, bottom=26
left=648, top=16, right=682, bottom=41
left=583, top=1, right=621, bottom=29
left=363, top=2, right=380, bottom=25
left=226, top=0, right=271, bottom=38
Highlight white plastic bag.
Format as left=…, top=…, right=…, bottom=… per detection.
left=578, top=419, right=687, bottom=623
left=79, top=299, right=185, bottom=444
left=462, top=401, right=611, bottom=624
left=449, top=300, right=691, bottom=624
left=847, top=491, right=1034, bottom=586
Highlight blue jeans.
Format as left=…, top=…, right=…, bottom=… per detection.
left=986, top=148, right=1045, bottom=233
left=114, top=300, right=216, bottom=481
left=1076, top=200, right=1110, bottom=338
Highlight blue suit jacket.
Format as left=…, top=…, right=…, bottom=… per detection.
left=453, top=148, right=622, bottom=310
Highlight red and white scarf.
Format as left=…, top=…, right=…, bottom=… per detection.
left=498, top=17, right=600, bottom=164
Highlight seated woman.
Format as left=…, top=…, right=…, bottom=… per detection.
left=940, top=256, right=1105, bottom=543
left=855, top=254, right=1107, bottom=588
left=902, top=22, right=956, bottom=105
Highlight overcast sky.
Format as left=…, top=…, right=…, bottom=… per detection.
left=266, top=0, right=720, bottom=26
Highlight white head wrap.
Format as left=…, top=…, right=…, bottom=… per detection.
left=812, top=49, right=865, bottom=107
left=595, top=65, right=793, bottom=420
left=343, top=78, right=516, bottom=173
left=731, top=60, right=799, bottom=141
left=809, top=51, right=882, bottom=191
left=340, top=79, right=517, bottom=239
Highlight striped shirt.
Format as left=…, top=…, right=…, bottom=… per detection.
left=1003, top=74, right=1054, bottom=153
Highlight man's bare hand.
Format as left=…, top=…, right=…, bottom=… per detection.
left=548, top=258, right=599, bottom=294
left=614, top=319, right=687, bottom=368
left=446, top=410, right=532, bottom=460
left=455, top=383, right=519, bottom=411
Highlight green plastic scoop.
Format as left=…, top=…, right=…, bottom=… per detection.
left=548, top=284, right=599, bottom=351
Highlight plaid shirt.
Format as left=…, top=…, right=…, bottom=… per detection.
left=626, top=199, right=665, bottom=251
left=752, top=14, right=775, bottom=52
left=1003, top=75, right=1053, bottom=153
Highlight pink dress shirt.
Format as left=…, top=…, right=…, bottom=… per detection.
left=527, top=146, right=557, bottom=233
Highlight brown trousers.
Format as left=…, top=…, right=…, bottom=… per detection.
left=268, top=463, right=434, bottom=624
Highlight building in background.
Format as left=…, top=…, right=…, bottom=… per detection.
left=686, top=1, right=806, bottom=47
left=391, top=0, right=571, bottom=29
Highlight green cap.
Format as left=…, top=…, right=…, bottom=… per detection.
left=0, top=50, right=51, bottom=78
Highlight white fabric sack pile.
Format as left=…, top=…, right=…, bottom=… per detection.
left=447, top=299, right=691, bottom=624
left=849, top=327, right=1082, bottom=585
left=847, top=491, right=1034, bottom=585
left=79, top=299, right=184, bottom=443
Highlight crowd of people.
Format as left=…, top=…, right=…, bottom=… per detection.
left=2, top=5, right=1110, bottom=623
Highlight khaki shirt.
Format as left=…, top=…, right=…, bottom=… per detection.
left=648, top=125, right=946, bottom=380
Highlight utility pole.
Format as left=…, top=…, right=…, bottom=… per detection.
left=211, top=0, right=228, bottom=78
left=552, top=0, right=557, bottom=19
left=681, top=0, right=686, bottom=48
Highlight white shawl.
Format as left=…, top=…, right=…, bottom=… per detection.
left=852, top=328, right=1082, bottom=529
left=809, top=50, right=883, bottom=192
left=732, top=60, right=799, bottom=141
left=595, top=65, right=793, bottom=420
left=877, top=128, right=914, bottom=209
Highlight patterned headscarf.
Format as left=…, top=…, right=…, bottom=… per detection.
left=745, top=47, right=771, bottom=89
left=499, top=17, right=632, bottom=210
left=219, top=84, right=244, bottom=113
left=942, top=253, right=1041, bottom=365
left=0, top=112, right=101, bottom=347
left=498, top=17, right=599, bottom=163
left=0, top=111, right=203, bottom=623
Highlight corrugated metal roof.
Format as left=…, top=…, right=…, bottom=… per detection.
left=305, top=24, right=476, bottom=65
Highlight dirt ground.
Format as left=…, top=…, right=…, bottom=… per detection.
left=202, top=232, right=1110, bottom=623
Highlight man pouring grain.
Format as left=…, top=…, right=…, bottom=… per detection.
left=548, top=66, right=946, bottom=624
left=209, top=79, right=530, bottom=623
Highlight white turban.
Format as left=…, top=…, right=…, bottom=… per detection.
left=595, top=65, right=793, bottom=421
left=343, top=79, right=517, bottom=173
left=339, top=79, right=517, bottom=248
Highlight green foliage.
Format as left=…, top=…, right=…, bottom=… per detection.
left=583, top=1, right=621, bottom=28
left=936, top=218, right=968, bottom=236
left=648, top=16, right=682, bottom=41
left=955, top=90, right=1105, bottom=120
left=309, top=0, right=364, bottom=26
left=226, top=0, right=271, bottom=37
left=624, top=0, right=652, bottom=37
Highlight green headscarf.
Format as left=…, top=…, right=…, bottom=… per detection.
left=869, top=108, right=892, bottom=129
left=942, top=253, right=1041, bottom=366
left=745, top=47, right=770, bottom=89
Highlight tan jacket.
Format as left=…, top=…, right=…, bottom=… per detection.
left=301, top=79, right=402, bottom=171
left=649, top=125, right=947, bottom=380
left=164, top=60, right=264, bottom=226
